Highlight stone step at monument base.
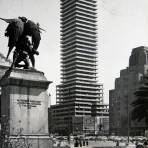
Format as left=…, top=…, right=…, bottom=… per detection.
left=9, top=135, right=52, bottom=148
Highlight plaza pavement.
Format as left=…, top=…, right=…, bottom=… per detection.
left=70, top=141, right=136, bottom=148
left=53, top=141, right=136, bottom=148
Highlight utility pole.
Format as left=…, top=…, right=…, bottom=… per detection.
left=94, top=116, right=95, bottom=136
left=127, top=95, right=130, bottom=144
left=83, top=108, right=85, bottom=136
left=68, top=108, right=70, bottom=135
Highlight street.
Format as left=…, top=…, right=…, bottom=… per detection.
left=52, top=140, right=136, bottom=148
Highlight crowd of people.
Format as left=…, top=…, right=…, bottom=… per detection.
left=73, top=137, right=89, bottom=147
left=136, top=141, right=148, bottom=148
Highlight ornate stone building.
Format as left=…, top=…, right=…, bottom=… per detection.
left=109, top=46, right=148, bottom=136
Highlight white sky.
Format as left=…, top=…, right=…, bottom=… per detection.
left=0, top=0, right=148, bottom=105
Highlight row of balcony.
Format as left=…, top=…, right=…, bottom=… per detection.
left=61, top=9, right=97, bottom=23
left=58, top=83, right=103, bottom=90
left=61, top=29, right=97, bottom=43
left=60, top=0, right=75, bottom=10
left=61, top=14, right=96, bottom=30
left=61, top=10, right=97, bottom=27
left=61, top=60, right=97, bottom=69
left=57, top=87, right=103, bottom=94
left=60, top=27, right=97, bottom=44
left=61, top=64, right=97, bottom=71
left=61, top=71, right=97, bottom=78
left=59, top=80, right=103, bottom=87
left=57, top=85, right=101, bottom=92
left=77, top=0, right=97, bottom=7
left=61, top=2, right=97, bottom=15
left=61, top=33, right=97, bottom=46
left=56, top=94, right=102, bottom=100
left=51, top=102, right=93, bottom=111
left=61, top=12, right=97, bottom=25
left=61, top=8, right=97, bottom=31
left=61, top=27, right=97, bottom=40
left=52, top=105, right=105, bottom=116
left=61, top=54, right=97, bottom=63
left=60, top=1, right=76, bottom=14
left=51, top=102, right=94, bottom=112
left=61, top=39, right=97, bottom=50
left=61, top=60, right=96, bottom=68
left=61, top=51, right=97, bottom=61
left=62, top=43, right=97, bottom=55
left=60, top=78, right=98, bottom=86
left=61, top=20, right=96, bottom=37
left=61, top=50, right=96, bottom=60
left=61, top=63, right=97, bottom=71
left=61, top=45, right=97, bottom=55
left=57, top=92, right=102, bottom=98
left=61, top=75, right=98, bottom=81
left=61, top=15, right=97, bottom=30
left=62, top=57, right=97, bottom=65
left=61, top=0, right=97, bottom=10
left=61, top=67, right=97, bottom=75
left=61, top=70, right=97, bottom=79
left=57, top=93, right=102, bottom=99
left=53, top=110, right=92, bottom=117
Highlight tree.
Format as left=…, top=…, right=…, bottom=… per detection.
left=0, top=115, right=32, bottom=148
left=0, top=115, right=10, bottom=148
left=131, top=75, right=148, bottom=124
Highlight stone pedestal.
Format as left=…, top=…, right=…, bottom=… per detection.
left=0, top=67, right=52, bottom=148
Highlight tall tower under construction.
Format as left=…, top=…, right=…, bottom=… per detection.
left=49, top=0, right=109, bottom=135
left=58, top=0, right=103, bottom=106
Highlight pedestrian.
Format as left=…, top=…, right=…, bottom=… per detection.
left=136, top=144, right=144, bottom=148
left=135, top=140, right=138, bottom=146
left=79, top=139, right=82, bottom=147
left=86, top=139, right=89, bottom=146
left=83, top=139, right=85, bottom=146
left=116, top=140, right=119, bottom=146
left=74, top=139, right=79, bottom=147
left=67, top=135, right=70, bottom=144
left=143, top=141, right=148, bottom=148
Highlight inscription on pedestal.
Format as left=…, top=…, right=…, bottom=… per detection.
left=17, top=99, right=41, bottom=109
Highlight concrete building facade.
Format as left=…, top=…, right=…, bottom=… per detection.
left=109, top=46, right=148, bottom=136
left=49, top=0, right=109, bottom=135
left=57, top=0, right=103, bottom=109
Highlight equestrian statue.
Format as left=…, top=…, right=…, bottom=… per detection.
left=0, top=16, right=45, bottom=69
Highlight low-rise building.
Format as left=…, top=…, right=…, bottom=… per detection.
left=49, top=101, right=109, bottom=135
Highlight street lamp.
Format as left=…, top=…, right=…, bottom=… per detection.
left=126, top=95, right=130, bottom=143
left=127, top=96, right=130, bottom=144
left=68, top=108, right=70, bottom=135
left=124, top=90, right=130, bottom=144
left=83, top=107, right=85, bottom=135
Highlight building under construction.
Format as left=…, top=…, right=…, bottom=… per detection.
left=49, top=0, right=109, bottom=135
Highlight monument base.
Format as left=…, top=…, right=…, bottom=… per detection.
left=0, top=67, right=52, bottom=148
